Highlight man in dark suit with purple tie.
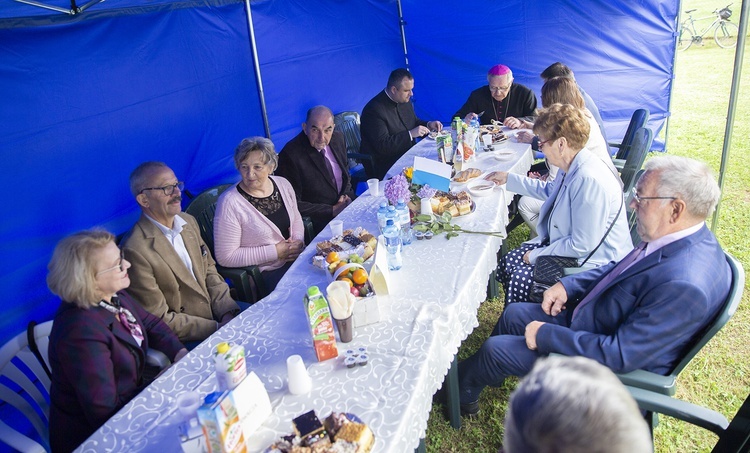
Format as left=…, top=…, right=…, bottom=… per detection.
left=457, top=155, right=731, bottom=417
left=277, top=105, right=355, bottom=237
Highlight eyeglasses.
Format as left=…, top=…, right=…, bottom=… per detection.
left=630, top=187, right=677, bottom=205
left=96, top=249, right=125, bottom=276
left=537, top=137, right=553, bottom=149
left=139, top=181, right=184, bottom=196
left=489, top=85, right=512, bottom=93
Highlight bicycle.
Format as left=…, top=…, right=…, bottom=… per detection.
left=678, top=4, right=739, bottom=50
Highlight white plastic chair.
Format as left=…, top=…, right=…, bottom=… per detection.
left=0, top=323, right=52, bottom=452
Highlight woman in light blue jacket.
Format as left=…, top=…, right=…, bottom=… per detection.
left=486, top=104, right=631, bottom=304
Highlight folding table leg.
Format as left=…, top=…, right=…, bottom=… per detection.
left=445, top=355, right=461, bottom=430
left=414, top=437, right=426, bottom=453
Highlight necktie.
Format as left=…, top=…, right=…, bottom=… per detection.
left=319, top=148, right=336, bottom=186
left=571, top=242, right=647, bottom=320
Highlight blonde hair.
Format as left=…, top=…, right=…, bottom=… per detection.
left=47, top=229, right=115, bottom=308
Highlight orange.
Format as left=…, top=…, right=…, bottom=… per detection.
left=337, top=277, right=354, bottom=287
left=352, top=269, right=368, bottom=285
left=326, top=251, right=339, bottom=264
left=335, top=260, right=348, bottom=270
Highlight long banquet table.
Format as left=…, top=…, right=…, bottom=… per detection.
left=76, top=131, right=533, bottom=453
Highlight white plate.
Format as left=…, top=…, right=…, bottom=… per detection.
left=466, top=179, right=496, bottom=197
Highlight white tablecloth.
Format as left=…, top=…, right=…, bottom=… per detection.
left=76, top=133, right=533, bottom=453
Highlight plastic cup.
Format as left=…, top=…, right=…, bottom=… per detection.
left=287, top=355, right=312, bottom=395
left=420, top=197, right=433, bottom=216
left=333, top=315, right=353, bottom=343
left=482, top=134, right=493, bottom=148
left=175, top=391, right=202, bottom=420
left=330, top=219, right=344, bottom=238
left=367, top=178, right=380, bottom=196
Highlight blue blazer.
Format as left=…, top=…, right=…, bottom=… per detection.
left=507, top=148, right=632, bottom=266
left=537, top=226, right=731, bottom=375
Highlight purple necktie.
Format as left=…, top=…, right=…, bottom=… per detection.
left=571, top=242, right=647, bottom=320
left=320, top=149, right=336, bottom=186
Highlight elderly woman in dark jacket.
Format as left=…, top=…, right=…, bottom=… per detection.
left=46, top=229, right=187, bottom=452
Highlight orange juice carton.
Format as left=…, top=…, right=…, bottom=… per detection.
left=304, top=286, right=339, bottom=361
left=197, top=390, right=247, bottom=453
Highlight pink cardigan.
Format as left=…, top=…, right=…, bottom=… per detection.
left=213, top=176, right=304, bottom=271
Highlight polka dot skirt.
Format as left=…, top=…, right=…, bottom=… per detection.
left=497, top=243, right=545, bottom=304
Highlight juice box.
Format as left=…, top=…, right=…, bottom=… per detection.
left=214, top=342, right=247, bottom=391
left=436, top=134, right=453, bottom=164
left=304, top=286, right=339, bottom=361
left=197, top=391, right=247, bottom=453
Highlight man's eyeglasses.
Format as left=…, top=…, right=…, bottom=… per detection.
left=630, top=187, right=677, bottom=205
left=489, top=85, right=512, bottom=93
left=97, top=249, right=125, bottom=276
left=139, top=181, right=184, bottom=196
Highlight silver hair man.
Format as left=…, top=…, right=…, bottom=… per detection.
left=503, top=356, right=652, bottom=453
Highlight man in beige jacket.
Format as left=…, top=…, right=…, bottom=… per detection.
left=122, top=162, right=239, bottom=344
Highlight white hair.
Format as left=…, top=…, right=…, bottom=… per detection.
left=503, top=356, right=652, bottom=453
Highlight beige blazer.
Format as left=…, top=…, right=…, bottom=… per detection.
left=122, top=212, right=239, bottom=342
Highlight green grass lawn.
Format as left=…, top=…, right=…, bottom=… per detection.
left=425, top=4, right=750, bottom=450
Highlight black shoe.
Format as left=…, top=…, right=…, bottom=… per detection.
left=460, top=401, right=480, bottom=419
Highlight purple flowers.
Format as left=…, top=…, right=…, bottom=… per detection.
left=416, top=185, right=437, bottom=199
left=384, top=174, right=411, bottom=205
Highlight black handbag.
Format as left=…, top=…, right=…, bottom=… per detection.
left=528, top=194, right=624, bottom=303
left=528, top=256, right=580, bottom=302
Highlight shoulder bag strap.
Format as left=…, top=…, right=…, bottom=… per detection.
left=580, top=190, right=625, bottom=267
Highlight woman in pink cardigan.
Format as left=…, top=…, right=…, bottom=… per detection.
left=214, top=137, right=305, bottom=292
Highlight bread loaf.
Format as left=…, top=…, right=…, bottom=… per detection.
left=453, top=168, right=482, bottom=182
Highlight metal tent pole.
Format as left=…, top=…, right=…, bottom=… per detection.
left=711, top=0, right=748, bottom=231
left=397, top=0, right=410, bottom=70
left=243, top=0, right=272, bottom=139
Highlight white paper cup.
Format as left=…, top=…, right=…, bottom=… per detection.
left=329, top=219, right=343, bottom=237
left=367, top=178, right=380, bottom=196
left=482, top=134, right=493, bottom=148
left=420, top=197, right=433, bottom=216
left=287, top=355, right=312, bottom=395
left=175, top=391, right=202, bottom=420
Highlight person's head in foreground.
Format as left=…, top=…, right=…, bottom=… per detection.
left=503, top=356, right=652, bottom=453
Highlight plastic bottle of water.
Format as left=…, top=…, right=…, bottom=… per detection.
left=386, top=205, right=400, bottom=230
left=377, top=201, right=388, bottom=234
left=396, top=199, right=412, bottom=245
left=383, top=219, right=402, bottom=271
left=470, top=117, right=481, bottom=152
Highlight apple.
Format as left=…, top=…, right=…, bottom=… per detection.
left=350, top=286, right=360, bottom=297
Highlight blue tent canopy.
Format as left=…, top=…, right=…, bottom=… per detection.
left=0, top=0, right=677, bottom=345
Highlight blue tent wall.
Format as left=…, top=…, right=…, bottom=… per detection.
left=0, top=0, right=678, bottom=345
left=251, top=0, right=406, bottom=146
left=0, top=1, right=264, bottom=343
left=402, top=0, right=677, bottom=147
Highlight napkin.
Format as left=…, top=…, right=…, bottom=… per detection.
left=326, top=281, right=355, bottom=319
